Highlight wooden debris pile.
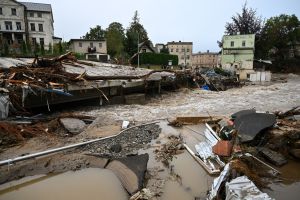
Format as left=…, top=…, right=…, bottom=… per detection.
left=154, top=135, right=184, bottom=167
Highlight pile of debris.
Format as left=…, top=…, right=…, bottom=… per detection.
left=193, top=68, right=240, bottom=91
left=181, top=106, right=300, bottom=199
left=0, top=113, right=95, bottom=149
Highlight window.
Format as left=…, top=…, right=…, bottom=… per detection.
left=16, top=22, right=21, bottom=30
left=182, top=48, right=185, bottom=52
left=37, top=13, right=42, bottom=18
left=79, top=42, right=82, bottom=47
left=32, top=38, right=36, bottom=45
left=11, top=8, right=16, bottom=15
left=40, top=38, right=44, bottom=46
left=30, top=23, right=35, bottom=31
left=230, top=41, right=234, bottom=47
left=176, top=48, right=178, bottom=52
left=187, top=48, right=190, bottom=52
left=142, top=49, right=146, bottom=53
left=242, top=40, right=246, bottom=47
left=90, top=42, right=93, bottom=47
left=5, top=21, right=13, bottom=30
left=29, top=12, right=34, bottom=17
left=170, top=48, right=173, bottom=52
left=99, top=43, right=102, bottom=48
left=186, top=55, right=190, bottom=60
left=0, top=7, right=2, bottom=15
left=38, top=24, right=43, bottom=32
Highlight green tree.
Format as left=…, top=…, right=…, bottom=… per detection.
left=83, top=25, right=105, bottom=40
left=225, top=2, right=263, bottom=35
left=3, top=42, right=9, bottom=56
left=48, top=43, right=53, bottom=54
left=125, top=11, right=150, bottom=56
left=21, top=41, right=27, bottom=55
left=256, top=14, right=300, bottom=60
left=106, top=22, right=125, bottom=57
left=160, top=46, right=169, bottom=54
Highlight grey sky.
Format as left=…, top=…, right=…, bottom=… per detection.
left=22, top=0, right=300, bottom=52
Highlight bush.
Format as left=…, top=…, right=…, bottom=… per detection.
left=132, top=52, right=178, bottom=65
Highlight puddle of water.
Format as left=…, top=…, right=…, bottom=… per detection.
left=0, top=168, right=128, bottom=200
left=264, top=160, right=300, bottom=200
left=141, top=121, right=213, bottom=200
left=162, top=152, right=213, bottom=200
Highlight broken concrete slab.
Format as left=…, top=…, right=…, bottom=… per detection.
left=106, top=154, right=149, bottom=195
left=59, top=118, right=86, bottom=134
left=234, top=113, right=276, bottom=142
left=258, top=147, right=288, bottom=166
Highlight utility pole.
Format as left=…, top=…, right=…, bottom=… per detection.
left=137, top=32, right=140, bottom=68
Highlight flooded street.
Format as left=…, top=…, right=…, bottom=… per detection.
left=0, top=168, right=128, bottom=200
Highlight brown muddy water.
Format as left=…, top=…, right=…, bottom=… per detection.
left=0, top=120, right=299, bottom=200
left=0, top=168, right=128, bottom=200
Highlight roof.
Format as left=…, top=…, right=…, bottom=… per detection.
left=138, top=41, right=156, bottom=53
left=167, top=41, right=193, bottom=45
left=70, top=39, right=106, bottom=42
left=193, top=52, right=219, bottom=56
left=20, top=2, right=52, bottom=12
left=53, top=36, right=62, bottom=40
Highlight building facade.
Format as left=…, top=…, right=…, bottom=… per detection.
left=192, top=51, right=220, bottom=68
left=69, top=39, right=107, bottom=55
left=221, top=34, right=255, bottom=80
left=167, top=41, right=193, bottom=67
left=0, top=0, right=56, bottom=51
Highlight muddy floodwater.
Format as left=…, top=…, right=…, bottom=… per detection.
left=0, top=168, right=128, bottom=200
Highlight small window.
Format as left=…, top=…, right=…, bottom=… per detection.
left=37, top=13, right=42, bottom=18
left=29, top=12, right=34, bottom=17
left=30, top=23, right=35, bottom=31
left=242, top=41, right=246, bottom=47
left=99, top=43, right=102, bottom=48
left=176, top=48, right=178, bottom=52
left=79, top=42, right=82, bottom=47
left=40, top=38, right=44, bottom=46
left=0, top=7, right=3, bottom=15
left=16, top=22, right=21, bottom=30
left=186, top=55, right=190, bottom=60
left=38, top=24, right=43, bottom=32
left=230, top=41, right=234, bottom=47
left=11, top=8, right=16, bottom=15
left=170, top=49, right=173, bottom=52
left=142, top=48, right=146, bottom=53
left=187, top=48, right=190, bottom=52
left=32, top=38, right=36, bottom=45
left=247, top=73, right=250, bottom=79
left=90, top=42, right=93, bottom=47
left=5, top=21, right=12, bottom=30
left=182, top=48, right=185, bottom=52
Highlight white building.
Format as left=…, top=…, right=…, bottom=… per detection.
left=0, top=0, right=58, bottom=50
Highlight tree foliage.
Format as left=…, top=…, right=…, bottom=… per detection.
left=256, top=14, right=300, bottom=60
left=125, top=11, right=150, bottom=56
left=225, top=3, right=263, bottom=35
left=105, top=22, right=125, bottom=57
left=82, top=25, right=105, bottom=40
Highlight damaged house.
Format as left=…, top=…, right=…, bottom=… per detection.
left=221, top=34, right=271, bottom=82
left=0, top=0, right=60, bottom=51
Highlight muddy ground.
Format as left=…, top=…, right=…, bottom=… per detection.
left=0, top=73, right=300, bottom=199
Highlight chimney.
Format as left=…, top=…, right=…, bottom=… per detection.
left=207, top=50, right=209, bottom=53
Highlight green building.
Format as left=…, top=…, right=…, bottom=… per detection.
left=221, top=34, right=255, bottom=80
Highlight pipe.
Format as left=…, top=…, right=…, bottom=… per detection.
left=0, top=121, right=158, bottom=166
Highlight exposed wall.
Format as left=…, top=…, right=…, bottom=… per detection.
left=192, top=53, right=219, bottom=67
left=27, top=11, right=54, bottom=49
left=167, top=42, right=193, bottom=67
left=70, top=40, right=107, bottom=54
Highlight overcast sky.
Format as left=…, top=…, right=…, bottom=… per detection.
left=21, top=0, right=300, bottom=52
